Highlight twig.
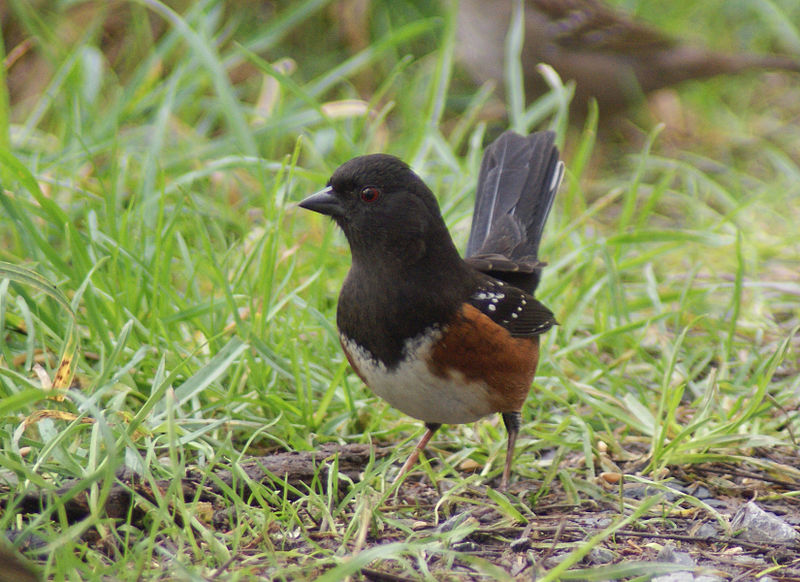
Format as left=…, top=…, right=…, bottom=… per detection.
left=610, top=529, right=790, bottom=553
left=696, top=465, right=799, bottom=490
left=520, top=524, right=792, bottom=555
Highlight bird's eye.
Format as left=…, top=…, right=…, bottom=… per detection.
left=359, top=186, right=381, bottom=203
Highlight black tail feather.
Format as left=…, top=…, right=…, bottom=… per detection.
left=465, top=131, right=563, bottom=293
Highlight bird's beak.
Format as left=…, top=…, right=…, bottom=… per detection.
left=298, top=186, right=343, bottom=217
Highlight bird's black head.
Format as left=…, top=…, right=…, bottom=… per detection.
left=299, top=154, right=459, bottom=268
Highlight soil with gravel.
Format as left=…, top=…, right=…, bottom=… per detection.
left=5, top=444, right=800, bottom=580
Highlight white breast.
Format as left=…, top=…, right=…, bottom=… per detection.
left=340, top=329, right=496, bottom=425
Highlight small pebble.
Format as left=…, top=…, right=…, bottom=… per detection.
left=459, top=459, right=482, bottom=472
left=657, top=543, right=695, bottom=567
left=692, top=485, right=712, bottom=499
left=599, top=472, right=622, bottom=484
left=731, top=501, right=798, bottom=544
left=692, top=522, right=718, bottom=540
left=587, top=546, right=616, bottom=564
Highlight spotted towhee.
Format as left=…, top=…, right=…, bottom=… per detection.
left=299, top=130, right=563, bottom=489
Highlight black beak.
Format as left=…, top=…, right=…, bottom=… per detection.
left=298, top=186, right=343, bottom=217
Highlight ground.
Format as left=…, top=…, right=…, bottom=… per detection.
left=7, top=444, right=799, bottom=580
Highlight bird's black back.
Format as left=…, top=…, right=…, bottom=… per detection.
left=465, top=131, right=563, bottom=293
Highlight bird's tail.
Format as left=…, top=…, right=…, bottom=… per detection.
left=465, top=130, right=564, bottom=293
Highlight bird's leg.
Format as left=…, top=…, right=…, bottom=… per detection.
left=394, top=423, right=441, bottom=485
left=500, top=411, right=521, bottom=491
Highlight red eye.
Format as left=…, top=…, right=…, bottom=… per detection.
left=360, top=186, right=381, bottom=203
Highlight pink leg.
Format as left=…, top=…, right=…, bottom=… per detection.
left=394, top=423, right=441, bottom=484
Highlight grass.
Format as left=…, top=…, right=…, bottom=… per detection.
left=1, top=0, right=799, bottom=579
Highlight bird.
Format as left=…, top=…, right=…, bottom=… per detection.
left=298, top=130, right=564, bottom=490
left=456, top=0, right=800, bottom=117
